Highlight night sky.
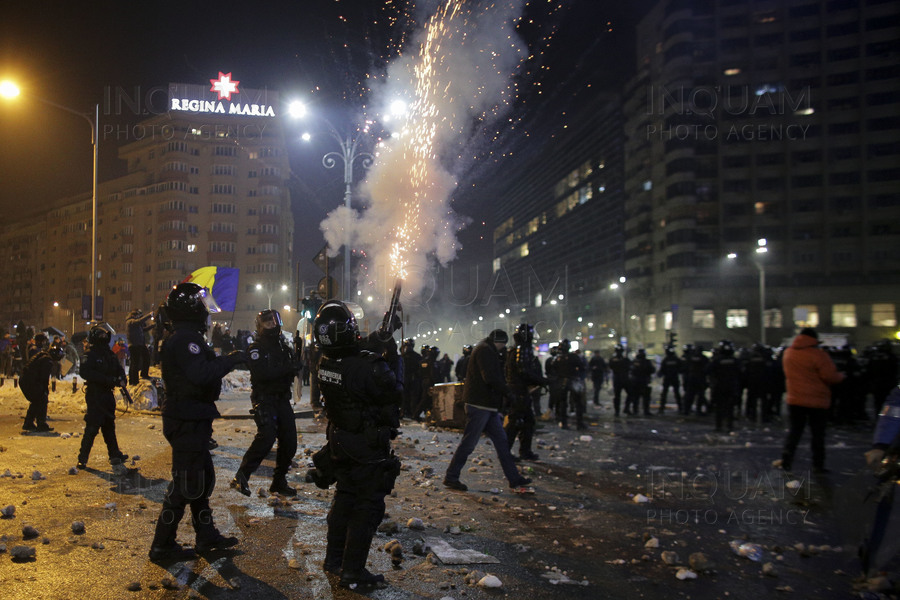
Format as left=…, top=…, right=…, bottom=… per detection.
left=0, top=0, right=653, bottom=278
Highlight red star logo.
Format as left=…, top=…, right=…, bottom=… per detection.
left=209, top=72, right=240, bottom=101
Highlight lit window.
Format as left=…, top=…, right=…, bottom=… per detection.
left=832, top=304, right=857, bottom=328
left=646, top=314, right=657, bottom=332
left=492, top=257, right=500, bottom=273
left=535, top=294, right=543, bottom=308
left=692, top=310, right=715, bottom=329
left=663, top=311, right=673, bottom=330
left=764, top=309, right=783, bottom=328
left=642, top=180, right=652, bottom=191
left=518, top=243, right=529, bottom=258
left=726, top=309, right=749, bottom=328
left=872, top=303, right=897, bottom=327
left=793, top=305, right=819, bottom=328
left=724, top=68, right=741, bottom=76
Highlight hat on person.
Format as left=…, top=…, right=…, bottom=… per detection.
left=799, top=327, right=818, bottom=340
left=488, top=329, right=509, bottom=344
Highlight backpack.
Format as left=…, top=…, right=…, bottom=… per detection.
left=20, top=351, right=47, bottom=397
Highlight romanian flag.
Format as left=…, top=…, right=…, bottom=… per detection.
left=182, top=267, right=240, bottom=312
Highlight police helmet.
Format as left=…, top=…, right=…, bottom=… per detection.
left=718, top=339, right=734, bottom=355
left=513, top=323, right=535, bottom=346
left=636, top=348, right=647, bottom=359
left=313, top=300, right=360, bottom=355
left=558, top=338, right=571, bottom=353
left=665, top=345, right=675, bottom=356
left=49, top=344, right=66, bottom=361
left=87, top=325, right=112, bottom=348
left=255, top=309, right=283, bottom=336
left=614, top=344, right=624, bottom=356
left=166, top=282, right=220, bottom=323
left=462, top=344, right=473, bottom=356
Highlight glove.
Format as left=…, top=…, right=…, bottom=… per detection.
left=226, top=350, right=246, bottom=368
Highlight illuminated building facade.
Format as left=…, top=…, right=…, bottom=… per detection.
left=622, top=0, right=900, bottom=349
left=0, top=76, right=295, bottom=335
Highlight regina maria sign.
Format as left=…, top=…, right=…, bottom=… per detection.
left=169, top=72, right=277, bottom=118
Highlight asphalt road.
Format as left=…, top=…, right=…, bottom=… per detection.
left=0, top=384, right=894, bottom=599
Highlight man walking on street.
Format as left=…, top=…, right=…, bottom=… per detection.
left=779, top=328, right=845, bottom=473
left=444, top=329, right=532, bottom=493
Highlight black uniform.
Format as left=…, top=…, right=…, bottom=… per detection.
left=608, top=351, right=631, bottom=416
left=551, top=347, right=586, bottom=429
left=401, top=343, right=422, bottom=418
left=707, top=348, right=741, bottom=432
left=657, top=351, right=683, bottom=413
left=505, top=343, right=545, bottom=459
left=742, top=347, right=770, bottom=422
left=682, top=349, right=710, bottom=415
left=21, top=350, right=54, bottom=431
left=318, top=349, right=402, bottom=584
left=588, top=354, right=607, bottom=405
left=150, top=321, right=244, bottom=553
left=77, top=343, right=127, bottom=466
left=625, top=352, right=655, bottom=416
left=234, top=332, right=299, bottom=492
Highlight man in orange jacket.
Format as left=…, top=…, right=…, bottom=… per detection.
left=779, top=328, right=845, bottom=473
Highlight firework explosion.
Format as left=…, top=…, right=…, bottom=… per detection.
left=320, top=0, right=531, bottom=304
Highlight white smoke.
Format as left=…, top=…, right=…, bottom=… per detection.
left=320, top=0, right=527, bottom=306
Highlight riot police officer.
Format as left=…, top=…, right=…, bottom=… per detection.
left=657, top=345, right=683, bottom=414
left=707, top=340, right=741, bottom=432
left=149, top=283, right=246, bottom=563
left=231, top=309, right=300, bottom=497
left=77, top=325, right=128, bottom=468
left=551, top=339, right=586, bottom=429
left=21, top=335, right=64, bottom=432
left=505, top=324, right=546, bottom=460
left=682, top=344, right=710, bottom=415
left=608, top=345, right=631, bottom=417
left=314, top=301, right=402, bottom=589
left=626, top=348, right=655, bottom=416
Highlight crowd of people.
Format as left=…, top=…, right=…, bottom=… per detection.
left=8, top=293, right=899, bottom=588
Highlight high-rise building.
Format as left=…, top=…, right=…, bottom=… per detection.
left=623, top=0, right=900, bottom=349
left=489, top=94, right=626, bottom=347
left=0, top=76, right=295, bottom=336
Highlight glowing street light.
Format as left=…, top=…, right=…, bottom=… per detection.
left=726, top=239, right=770, bottom=345
left=289, top=100, right=375, bottom=300
left=609, top=277, right=627, bottom=342
left=3, top=80, right=100, bottom=324
left=256, top=283, right=289, bottom=310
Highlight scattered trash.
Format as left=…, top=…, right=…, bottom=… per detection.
left=632, top=493, right=650, bottom=503
left=675, top=568, right=697, bottom=580
left=477, top=574, right=503, bottom=589
left=730, top=540, right=764, bottom=561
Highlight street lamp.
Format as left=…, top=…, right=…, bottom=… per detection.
left=52, top=302, right=76, bottom=337
left=726, top=239, right=769, bottom=345
left=256, top=283, right=289, bottom=310
left=609, top=276, right=626, bottom=343
left=2, top=80, right=100, bottom=324
left=289, top=101, right=374, bottom=300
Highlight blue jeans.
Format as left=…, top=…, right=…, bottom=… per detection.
left=446, top=405, right=523, bottom=485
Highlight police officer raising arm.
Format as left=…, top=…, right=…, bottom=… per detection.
left=148, top=283, right=246, bottom=563
left=313, top=301, right=402, bottom=590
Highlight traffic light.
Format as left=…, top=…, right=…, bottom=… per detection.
left=301, top=296, right=323, bottom=320
left=668, top=331, right=678, bottom=348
